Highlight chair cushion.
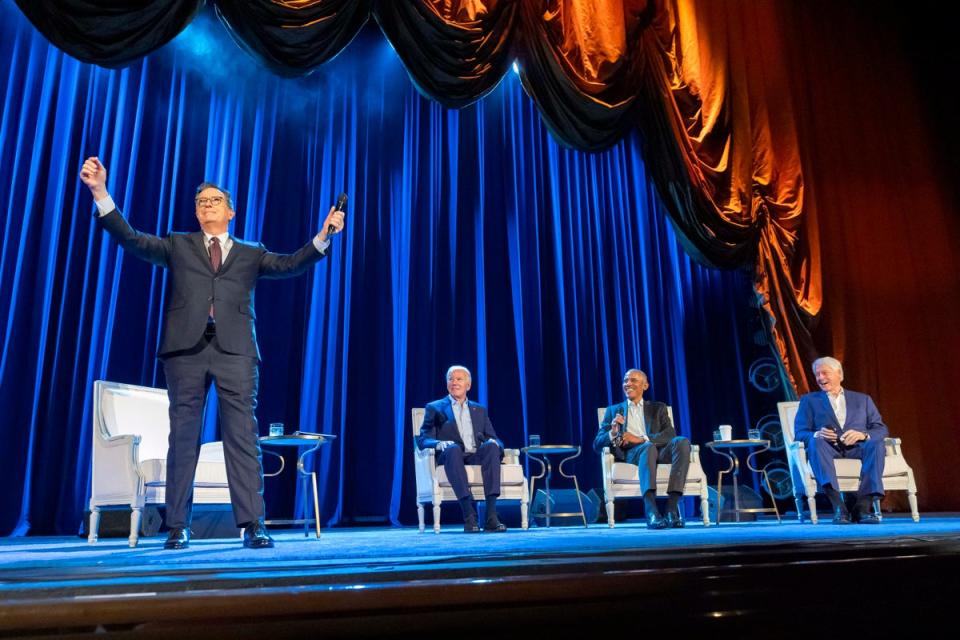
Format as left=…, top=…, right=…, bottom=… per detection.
left=437, top=464, right=525, bottom=487
left=834, top=459, right=863, bottom=479
left=609, top=462, right=673, bottom=484
left=141, top=458, right=229, bottom=487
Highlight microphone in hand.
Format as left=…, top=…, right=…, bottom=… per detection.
left=328, top=192, right=347, bottom=237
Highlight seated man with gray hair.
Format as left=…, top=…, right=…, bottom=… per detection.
left=794, top=356, right=888, bottom=524
left=416, top=366, right=507, bottom=533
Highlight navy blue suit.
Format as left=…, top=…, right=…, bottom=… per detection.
left=96, top=208, right=326, bottom=528
left=794, top=390, right=888, bottom=496
left=416, top=398, right=503, bottom=500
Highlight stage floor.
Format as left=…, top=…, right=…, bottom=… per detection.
left=2, top=514, right=959, bottom=637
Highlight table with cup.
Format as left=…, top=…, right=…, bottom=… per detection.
left=521, top=434, right=589, bottom=528
left=259, top=422, right=337, bottom=538
left=704, top=423, right=781, bottom=525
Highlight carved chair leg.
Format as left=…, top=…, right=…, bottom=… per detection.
left=433, top=503, right=441, bottom=534
left=88, top=507, right=101, bottom=544
left=129, top=507, right=142, bottom=548
left=417, top=503, right=425, bottom=533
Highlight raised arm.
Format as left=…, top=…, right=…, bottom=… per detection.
left=258, top=204, right=346, bottom=278
left=79, top=156, right=170, bottom=267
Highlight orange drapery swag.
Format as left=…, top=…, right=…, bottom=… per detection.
left=17, top=0, right=821, bottom=393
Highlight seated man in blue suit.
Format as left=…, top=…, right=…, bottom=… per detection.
left=416, top=366, right=507, bottom=533
left=594, top=369, right=690, bottom=529
left=794, top=356, right=887, bottom=524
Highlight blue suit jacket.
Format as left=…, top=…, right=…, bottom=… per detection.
left=793, top=389, right=889, bottom=442
left=416, top=397, right=503, bottom=452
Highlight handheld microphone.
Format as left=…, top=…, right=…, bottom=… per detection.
left=329, top=192, right=347, bottom=237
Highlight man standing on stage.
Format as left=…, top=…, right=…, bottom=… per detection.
left=79, top=156, right=344, bottom=549
left=794, top=356, right=887, bottom=524
left=416, top=365, right=507, bottom=532
left=594, top=369, right=690, bottom=529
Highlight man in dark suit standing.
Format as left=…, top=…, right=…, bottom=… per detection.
left=594, top=369, right=690, bottom=529
left=416, top=365, right=507, bottom=533
left=79, top=156, right=344, bottom=549
left=794, top=356, right=887, bottom=524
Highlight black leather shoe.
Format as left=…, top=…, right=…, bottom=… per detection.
left=665, top=511, right=685, bottom=529
left=164, top=527, right=190, bottom=550
left=242, top=521, right=275, bottom=549
left=463, top=520, right=482, bottom=533
left=832, top=506, right=852, bottom=525
left=484, top=521, right=507, bottom=533
left=646, top=512, right=668, bottom=530
left=857, top=512, right=881, bottom=524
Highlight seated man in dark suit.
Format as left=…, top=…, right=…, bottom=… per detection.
left=416, top=366, right=507, bottom=533
left=594, top=369, right=690, bottom=529
left=794, top=356, right=887, bottom=524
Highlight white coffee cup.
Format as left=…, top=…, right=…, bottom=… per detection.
left=719, top=424, right=733, bottom=441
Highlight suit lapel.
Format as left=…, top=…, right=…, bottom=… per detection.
left=818, top=392, right=841, bottom=428
left=219, top=236, right=241, bottom=274
left=191, top=232, right=213, bottom=273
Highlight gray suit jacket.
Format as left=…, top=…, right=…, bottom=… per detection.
left=97, top=208, right=326, bottom=358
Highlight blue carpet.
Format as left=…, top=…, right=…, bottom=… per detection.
left=2, top=514, right=957, bottom=574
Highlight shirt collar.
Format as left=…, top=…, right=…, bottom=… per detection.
left=448, top=395, right=469, bottom=408
left=827, top=387, right=845, bottom=400
left=627, top=399, right=644, bottom=410
left=203, top=230, right=230, bottom=245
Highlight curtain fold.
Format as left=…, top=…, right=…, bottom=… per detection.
left=215, top=0, right=373, bottom=77
left=373, top=0, right=518, bottom=108
left=13, top=0, right=203, bottom=67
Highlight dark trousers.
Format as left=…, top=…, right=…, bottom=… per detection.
left=439, top=441, right=502, bottom=500
left=805, top=435, right=886, bottom=497
left=624, top=436, right=691, bottom=495
left=162, top=331, right=264, bottom=528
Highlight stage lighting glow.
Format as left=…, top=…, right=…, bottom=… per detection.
left=512, top=61, right=520, bottom=75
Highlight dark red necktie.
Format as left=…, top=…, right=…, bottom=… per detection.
left=208, top=237, right=221, bottom=319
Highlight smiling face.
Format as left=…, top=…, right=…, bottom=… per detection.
left=814, top=362, right=844, bottom=395
left=446, top=368, right=472, bottom=403
left=195, top=187, right=235, bottom=235
left=622, top=370, right=649, bottom=403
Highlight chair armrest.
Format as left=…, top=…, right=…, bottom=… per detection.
left=502, top=448, right=520, bottom=464
left=788, top=441, right=805, bottom=451
left=413, top=447, right=437, bottom=495
left=884, top=437, right=901, bottom=445
left=689, top=444, right=701, bottom=465
left=599, top=447, right=615, bottom=490
left=99, top=433, right=141, bottom=448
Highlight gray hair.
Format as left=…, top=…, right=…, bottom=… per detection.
left=195, top=182, right=235, bottom=210
left=446, top=365, right=472, bottom=381
left=623, top=368, right=648, bottom=381
left=812, top=357, right=843, bottom=377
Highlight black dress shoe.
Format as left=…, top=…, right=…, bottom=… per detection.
left=484, top=521, right=507, bottom=533
left=665, top=511, right=685, bottom=529
left=856, top=511, right=881, bottom=524
left=164, top=528, right=190, bottom=550
left=463, top=517, right=482, bottom=533
left=646, top=512, right=668, bottom=530
left=243, top=521, right=275, bottom=548
left=832, top=506, right=853, bottom=525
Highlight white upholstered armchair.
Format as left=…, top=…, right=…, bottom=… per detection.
left=597, top=407, right=710, bottom=527
left=777, top=400, right=919, bottom=523
left=411, top=407, right=529, bottom=533
left=88, top=380, right=231, bottom=547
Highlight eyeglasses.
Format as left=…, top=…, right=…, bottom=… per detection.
left=195, top=196, right=225, bottom=207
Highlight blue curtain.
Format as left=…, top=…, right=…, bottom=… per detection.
left=0, top=5, right=773, bottom=535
